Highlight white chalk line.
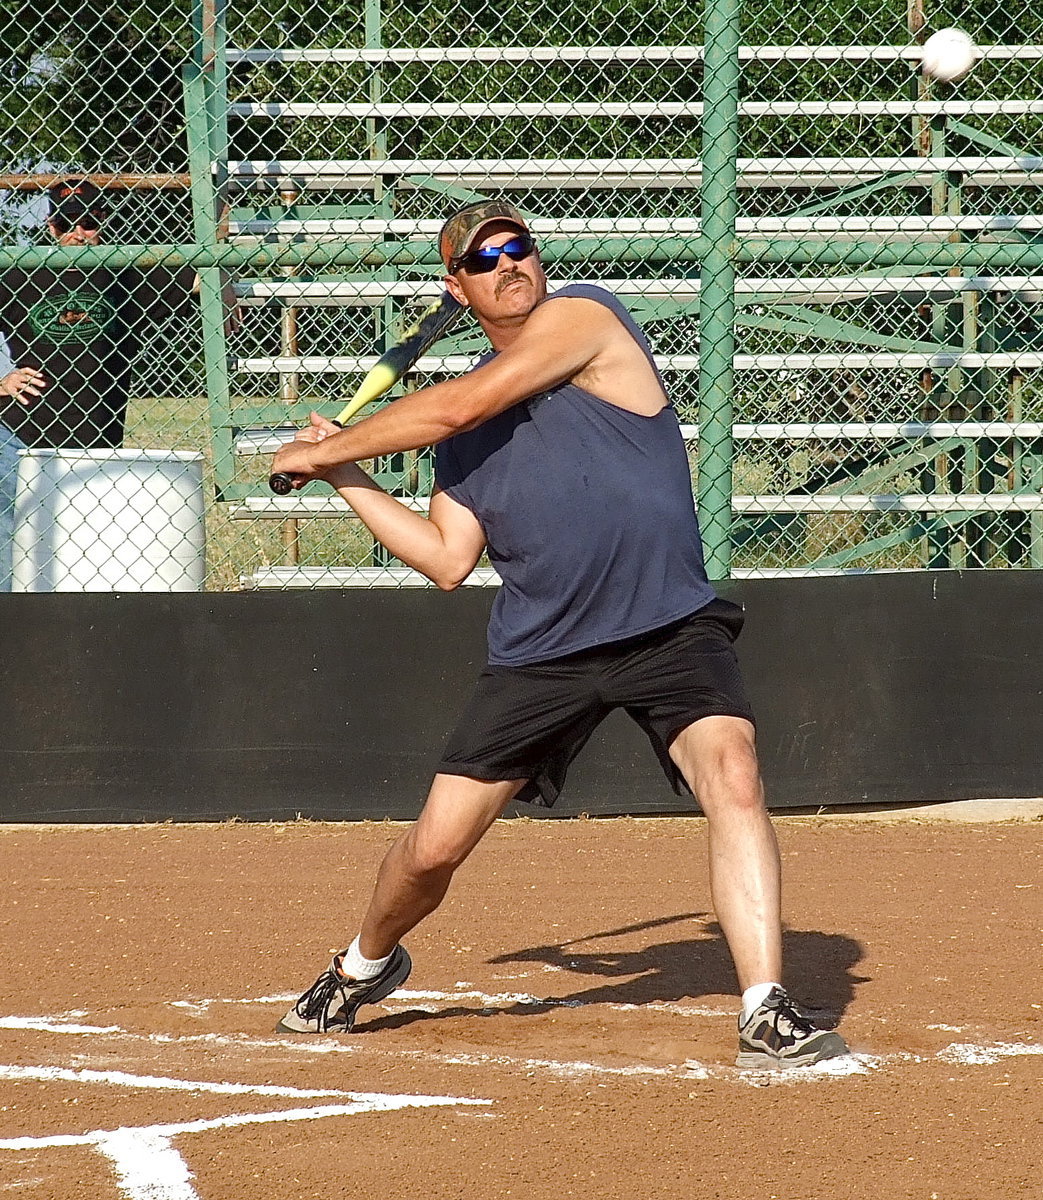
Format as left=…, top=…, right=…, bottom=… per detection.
left=0, top=1093, right=491, bottom=1200
left=3, top=1006, right=1041, bottom=1090
left=0, top=1010, right=869, bottom=1085
left=169, top=987, right=734, bottom=1020
left=5, top=1017, right=366, bottom=1056
left=423, top=1048, right=872, bottom=1083
left=938, top=1041, right=1043, bottom=1065
left=0, top=1063, right=354, bottom=1099
left=0, top=1016, right=124, bottom=1035
left=95, top=1129, right=200, bottom=1200
left=0, top=1005, right=760, bottom=1084
left=0, top=1092, right=491, bottom=1150
left=3, top=1012, right=1042, bottom=1090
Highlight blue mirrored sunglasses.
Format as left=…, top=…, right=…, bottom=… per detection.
left=450, top=234, right=537, bottom=275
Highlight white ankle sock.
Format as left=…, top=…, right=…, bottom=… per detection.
left=339, top=936, right=393, bottom=980
left=741, top=981, right=782, bottom=1023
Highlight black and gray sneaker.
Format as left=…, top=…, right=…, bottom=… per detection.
left=736, top=986, right=851, bottom=1069
left=276, top=945, right=412, bottom=1034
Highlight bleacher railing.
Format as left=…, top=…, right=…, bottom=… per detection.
left=3, top=0, right=1043, bottom=588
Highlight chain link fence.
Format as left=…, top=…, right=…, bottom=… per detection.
left=2, top=0, right=1042, bottom=589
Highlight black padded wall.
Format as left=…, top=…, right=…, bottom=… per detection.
left=1, top=573, right=1039, bottom=822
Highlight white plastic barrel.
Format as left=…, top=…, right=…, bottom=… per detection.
left=11, top=448, right=206, bottom=592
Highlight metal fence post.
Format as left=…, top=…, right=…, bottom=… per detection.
left=185, top=0, right=236, bottom=502
left=698, top=0, right=741, bottom=580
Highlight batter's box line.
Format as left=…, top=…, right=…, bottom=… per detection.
left=165, top=987, right=737, bottom=1020
left=0, top=1062, right=365, bottom=1099
left=0, top=1018, right=872, bottom=1085
left=3, top=1014, right=1041, bottom=1087
left=0, top=1090, right=491, bottom=1200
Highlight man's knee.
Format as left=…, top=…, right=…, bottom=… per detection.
left=400, top=823, right=472, bottom=877
left=706, top=749, right=765, bottom=812
left=399, top=779, right=517, bottom=877
left=670, top=717, right=765, bottom=811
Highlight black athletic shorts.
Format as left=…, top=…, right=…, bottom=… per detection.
left=436, top=598, right=755, bottom=807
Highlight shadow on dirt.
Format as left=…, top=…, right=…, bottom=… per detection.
left=359, top=911, right=867, bottom=1032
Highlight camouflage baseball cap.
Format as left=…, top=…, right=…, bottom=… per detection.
left=439, top=200, right=530, bottom=270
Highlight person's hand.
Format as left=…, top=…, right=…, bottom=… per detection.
left=0, top=366, right=46, bottom=405
left=270, top=412, right=345, bottom=488
left=294, top=410, right=341, bottom=444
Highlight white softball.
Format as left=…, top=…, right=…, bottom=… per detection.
left=921, top=28, right=978, bottom=83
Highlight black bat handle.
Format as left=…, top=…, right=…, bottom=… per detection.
left=268, top=420, right=342, bottom=496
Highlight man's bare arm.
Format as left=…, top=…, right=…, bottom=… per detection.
left=328, top=466, right=486, bottom=590
left=271, top=297, right=618, bottom=485
left=284, top=406, right=486, bottom=588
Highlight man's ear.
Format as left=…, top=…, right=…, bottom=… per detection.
left=443, top=273, right=470, bottom=307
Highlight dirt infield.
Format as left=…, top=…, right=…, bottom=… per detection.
left=0, top=816, right=1039, bottom=1199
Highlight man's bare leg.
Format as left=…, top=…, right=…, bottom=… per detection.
left=358, top=773, right=526, bottom=959
left=667, top=715, right=782, bottom=991
left=670, top=715, right=851, bottom=1067
left=277, top=773, right=525, bottom=1034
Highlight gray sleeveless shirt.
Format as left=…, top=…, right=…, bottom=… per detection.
left=434, top=283, right=716, bottom=665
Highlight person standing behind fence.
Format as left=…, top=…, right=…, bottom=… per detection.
left=0, top=179, right=196, bottom=590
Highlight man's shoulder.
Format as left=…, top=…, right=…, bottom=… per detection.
left=0, top=270, right=62, bottom=338
left=543, top=282, right=618, bottom=307
left=6, top=266, right=129, bottom=303
left=538, top=284, right=632, bottom=333
left=0, top=267, right=50, bottom=298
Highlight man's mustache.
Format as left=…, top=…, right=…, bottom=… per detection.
left=496, top=271, right=532, bottom=297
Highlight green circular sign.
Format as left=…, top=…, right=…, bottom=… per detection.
left=27, top=290, right=117, bottom=346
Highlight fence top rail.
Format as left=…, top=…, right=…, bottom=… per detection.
left=237, top=420, right=1043, bottom=443
left=714, top=422, right=1043, bottom=439
left=228, top=214, right=1043, bottom=239
left=232, top=351, right=1043, bottom=373
left=0, top=173, right=192, bottom=191
left=733, top=494, right=1043, bottom=512
left=226, top=43, right=1043, bottom=66
left=228, top=99, right=1043, bottom=120
left=233, top=274, right=1043, bottom=303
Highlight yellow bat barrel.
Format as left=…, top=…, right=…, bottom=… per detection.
left=269, top=293, right=465, bottom=495
left=333, top=361, right=400, bottom=425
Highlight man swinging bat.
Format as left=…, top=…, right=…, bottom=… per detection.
left=269, top=200, right=852, bottom=1068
